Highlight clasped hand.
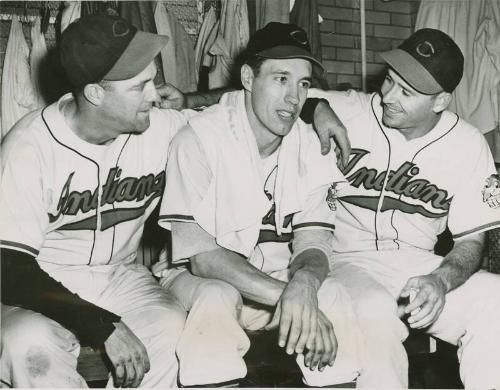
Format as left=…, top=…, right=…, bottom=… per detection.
left=265, top=277, right=337, bottom=371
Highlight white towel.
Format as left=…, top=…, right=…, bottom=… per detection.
left=188, top=90, right=337, bottom=256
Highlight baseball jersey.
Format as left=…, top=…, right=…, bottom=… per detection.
left=308, top=89, right=500, bottom=253
left=155, top=90, right=344, bottom=275
left=0, top=93, right=188, bottom=267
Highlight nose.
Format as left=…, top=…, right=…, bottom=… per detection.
left=382, top=83, right=397, bottom=104
left=285, top=84, right=300, bottom=106
left=146, top=81, right=161, bottom=104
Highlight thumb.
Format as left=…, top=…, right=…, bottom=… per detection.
left=399, top=278, right=418, bottom=298
left=264, top=305, right=281, bottom=331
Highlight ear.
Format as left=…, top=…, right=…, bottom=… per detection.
left=432, top=91, right=452, bottom=113
left=240, top=64, right=254, bottom=92
left=83, top=83, right=105, bottom=106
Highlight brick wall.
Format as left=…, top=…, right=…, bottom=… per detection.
left=319, top=0, right=421, bottom=92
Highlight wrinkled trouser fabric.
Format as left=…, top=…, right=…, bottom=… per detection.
left=1, top=263, right=186, bottom=388
left=332, top=249, right=500, bottom=389
left=161, top=268, right=361, bottom=387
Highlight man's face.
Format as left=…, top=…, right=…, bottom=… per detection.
left=100, top=62, right=160, bottom=136
left=380, top=68, right=438, bottom=139
left=246, top=58, right=312, bottom=143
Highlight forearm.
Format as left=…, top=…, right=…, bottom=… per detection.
left=431, top=233, right=484, bottom=293
left=191, top=247, right=286, bottom=306
left=289, top=248, right=329, bottom=290
left=1, top=248, right=120, bottom=347
left=184, top=87, right=233, bottom=108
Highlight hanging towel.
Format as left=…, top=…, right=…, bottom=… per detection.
left=184, top=90, right=340, bottom=256
left=416, top=0, right=500, bottom=135
left=194, top=6, right=218, bottom=84
left=61, top=1, right=81, bottom=33
left=1, top=16, right=36, bottom=140
left=30, top=17, right=49, bottom=108
left=255, top=0, right=289, bottom=30
left=208, top=0, right=250, bottom=89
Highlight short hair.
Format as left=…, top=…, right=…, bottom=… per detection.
left=232, top=50, right=268, bottom=88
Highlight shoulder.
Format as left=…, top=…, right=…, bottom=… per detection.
left=307, top=88, right=374, bottom=122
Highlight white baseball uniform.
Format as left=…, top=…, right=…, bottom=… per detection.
left=0, top=93, right=190, bottom=388
left=154, top=90, right=360, bottom=387
left=307, top=88, right=500, bottom=389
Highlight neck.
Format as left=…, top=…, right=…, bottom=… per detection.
left=399, top=112, right=442, bottom=141
left=244, top=92, right=282, bottom=158
left=63, top=96, right=116, bottom=145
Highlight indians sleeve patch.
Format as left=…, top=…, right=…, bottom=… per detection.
left=482, top=174, right=500, bottom=209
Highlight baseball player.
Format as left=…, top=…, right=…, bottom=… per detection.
left=308, top=28, right=500, bottom=388
left=0, top=14, right=192, bottom=388
left=153, top=22, right=360, bottom=387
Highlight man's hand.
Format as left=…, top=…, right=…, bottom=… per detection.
left=303, top=310, right=337, bottom=371
left=104, top=321, right=150, bottom=388
left=313, top=101, right=351, bottom=168
left=399, top=274, right=447, bottom=329
left=265, top=272, right=322, bottom=356
left=155, top=83, right=186, bottom=110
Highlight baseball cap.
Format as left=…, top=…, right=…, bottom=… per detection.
left=245, top=22, right=323, bottom=70
left=60, top=14, right=169, bottom=88
left=379, top=28, right=463, bottom=94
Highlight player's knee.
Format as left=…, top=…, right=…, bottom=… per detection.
left=2, top=309, right=69, bottom=362
left=196, top=279, right=242, bottom=310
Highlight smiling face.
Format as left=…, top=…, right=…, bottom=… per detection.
left=380, top=68, right=450, bottom=140
left=242, top=58, right=312, bottom=151
left=99, top=62, right=160, bottom=137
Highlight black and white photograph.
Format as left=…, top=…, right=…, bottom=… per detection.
left=0, top=0, right=499, bottom=388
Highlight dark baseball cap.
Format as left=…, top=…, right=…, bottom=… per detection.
left=60, top=14, right=169, bottom=88
left=379, top=28, right=464, bottom=94
left=245, top=22, right=323, bottom=70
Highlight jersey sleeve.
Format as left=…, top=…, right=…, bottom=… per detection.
left=0, top=137, right=47, bottom=255
left=292, top=127, right=347, bottom=234
left=157, top=126, right=217, bottom=263
left=448, top=135, right=500, bottom=239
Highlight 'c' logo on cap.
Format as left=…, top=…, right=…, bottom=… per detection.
left=415, top=41, right=435, bottom=58
left=112, top=20, right=130, bottom=37
left=290, top=30, right=308, bottom=46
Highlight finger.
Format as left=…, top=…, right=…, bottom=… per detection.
left=132, top=355, right=145, bottom=388
left=405, top=290, right=427, bottom=314
left=295, top=307, right=315, bottom=354
left=324, top=320, right=337, bottom=367
left=310, top=331, right=324, bottom=371
left=304, top=348, right=314, bottom=368
left=123, top=358, right=136, bottom=388
left=264, top=307, right=281, bottom=331
left=305, top=309, right=318, bottom=351
left=142, top=349, right=151, bottom=373
left=410, top=301, right=444, bottom=329
left=333, top=132, right=351, bottom=165
left=285, top=307, right=303, bottom=355
left=113, top=362, right=125, bottom=388
left=278, top=303, right=292, bottom=348
left=407, top=299, right=433, bottom=325
left=318, top=128, right=331, bottom=155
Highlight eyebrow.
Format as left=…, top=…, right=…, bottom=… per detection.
left=272, top=70, right=312, bottom=83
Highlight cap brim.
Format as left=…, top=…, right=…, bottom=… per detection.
left=257, top=45, right=324, bottom=70
left=379, top=49, right=443, bottom=95
left=105, top=31, right=169, bottom=81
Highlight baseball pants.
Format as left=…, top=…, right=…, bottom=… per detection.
left=332, top=249, right=500, bottom=389
left=160, top=267, right=361, bottom=387
left=1, top=263, right=186, bottom=388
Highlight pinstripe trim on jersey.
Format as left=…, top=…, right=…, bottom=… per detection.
left=0, top=240, right=39, bottom=257
left=293, top=222, right=335, bottom=231
left=258, top=229, right=293, bottom=244
left=159, top=214, right=195, bottom=222
left=41, top=107, right=99, bottom=265
left=453, top=221, right=500, bottom=240
left=371, top=94, right=391, bottom=251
